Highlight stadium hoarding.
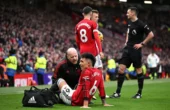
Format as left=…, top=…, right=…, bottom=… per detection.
left=14, top=73, right=53, bottom=87
left=33, top=73, right=53, bottom=85
left=14, top=73, right=33, bottom=87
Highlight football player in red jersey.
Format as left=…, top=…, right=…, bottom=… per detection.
left=75, top=6, right=104, bottom=69
left=91, top=9, right=109, bottom=99
left=57, top=53, right=112, bottom=108
left=91, top=9, right=103, bottom=42
left=91, top=9, right=103, bottom=69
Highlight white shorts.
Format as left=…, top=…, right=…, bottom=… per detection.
left=94, top=54, right=103, bottom=68
left=59, top=85, right=75, bottom=105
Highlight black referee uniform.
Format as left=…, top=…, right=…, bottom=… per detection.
left=110, top=7, right=154, bottom=99
left=121, top=19, right=151, bottom=68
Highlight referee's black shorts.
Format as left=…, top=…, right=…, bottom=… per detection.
left=119, top=46, right=142, bottom=68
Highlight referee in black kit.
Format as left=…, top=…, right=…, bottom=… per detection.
left=110, top=7, right=154, bottom=99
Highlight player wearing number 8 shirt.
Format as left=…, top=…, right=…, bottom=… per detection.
left=75, top=6, right=104, bottom=68
left=57, top=53, right=112, bottom=108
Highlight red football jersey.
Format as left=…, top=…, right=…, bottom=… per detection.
left=71, top=68, right=106, bottom=106
left=75, top=19, right=102, bottom=56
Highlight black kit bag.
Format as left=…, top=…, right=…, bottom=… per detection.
left=22, top=86, right=59, bottom=107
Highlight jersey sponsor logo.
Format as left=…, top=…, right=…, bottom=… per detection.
left=132, top=29, right=137, bottom=35
left=28, top=96, right=37, bottom=104
left=82, top=76, right=89, bottom=80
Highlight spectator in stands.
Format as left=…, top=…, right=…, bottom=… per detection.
left=25, top=60, right=35, bottom=73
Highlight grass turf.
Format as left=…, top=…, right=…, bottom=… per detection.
left=0, top=79, right=170, bottom=110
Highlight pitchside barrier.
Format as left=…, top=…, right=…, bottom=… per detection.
left=14, top=73, right=53, bottom=87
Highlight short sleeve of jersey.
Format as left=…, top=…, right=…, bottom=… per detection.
left=140, top=21, right=151, bottom=35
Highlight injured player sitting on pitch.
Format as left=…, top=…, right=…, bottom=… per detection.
left=56, top=53, right=113, bottom=108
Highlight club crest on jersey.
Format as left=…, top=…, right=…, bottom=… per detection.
left=132, top=29, right=137, bottom=35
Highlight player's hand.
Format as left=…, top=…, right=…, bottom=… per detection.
left=100, top=52, right=104, bottom=59
left=134, top=43, right=143, bottom=49
left=80, top=106, right=91, bottom=108
left=103, top=103, right=114, bottom=107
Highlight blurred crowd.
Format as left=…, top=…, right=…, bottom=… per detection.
left=0, top=1, right=170, bottom=75
left=0, top=5, right=76, bottom=73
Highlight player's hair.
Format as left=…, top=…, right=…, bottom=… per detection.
left=128, top=7, right=138, bottom=15
left=92, top=9, right=99, bottom=14
left=81, top=53, right=96, bottom=67
left=82, top=6, right=93, bottom=15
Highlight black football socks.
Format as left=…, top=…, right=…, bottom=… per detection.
left=116, top=73, right=125, bottom=94
left=137, top=73, right=144, bottom=95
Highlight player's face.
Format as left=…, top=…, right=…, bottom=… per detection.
left=91, top=13, right=99, bottom=23
left=126, top=9, right=134, bottom=19
left=67, top=52, right=78, bottom=64
left=79, top=58, right=90, bottom=71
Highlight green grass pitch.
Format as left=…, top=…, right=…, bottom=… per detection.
left=0, top=79, right=170, bottom=110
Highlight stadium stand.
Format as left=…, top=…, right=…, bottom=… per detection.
left=0, top=0, right=169, bottom=79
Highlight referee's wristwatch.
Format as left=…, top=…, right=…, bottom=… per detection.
left=141, top=42, right=145, bottom=46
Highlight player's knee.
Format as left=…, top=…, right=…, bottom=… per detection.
left=118, top=66, right=126, bottom=74
left=57, top=78, right=65, bottom=87
left=136, top=68, right=142, bottom=74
